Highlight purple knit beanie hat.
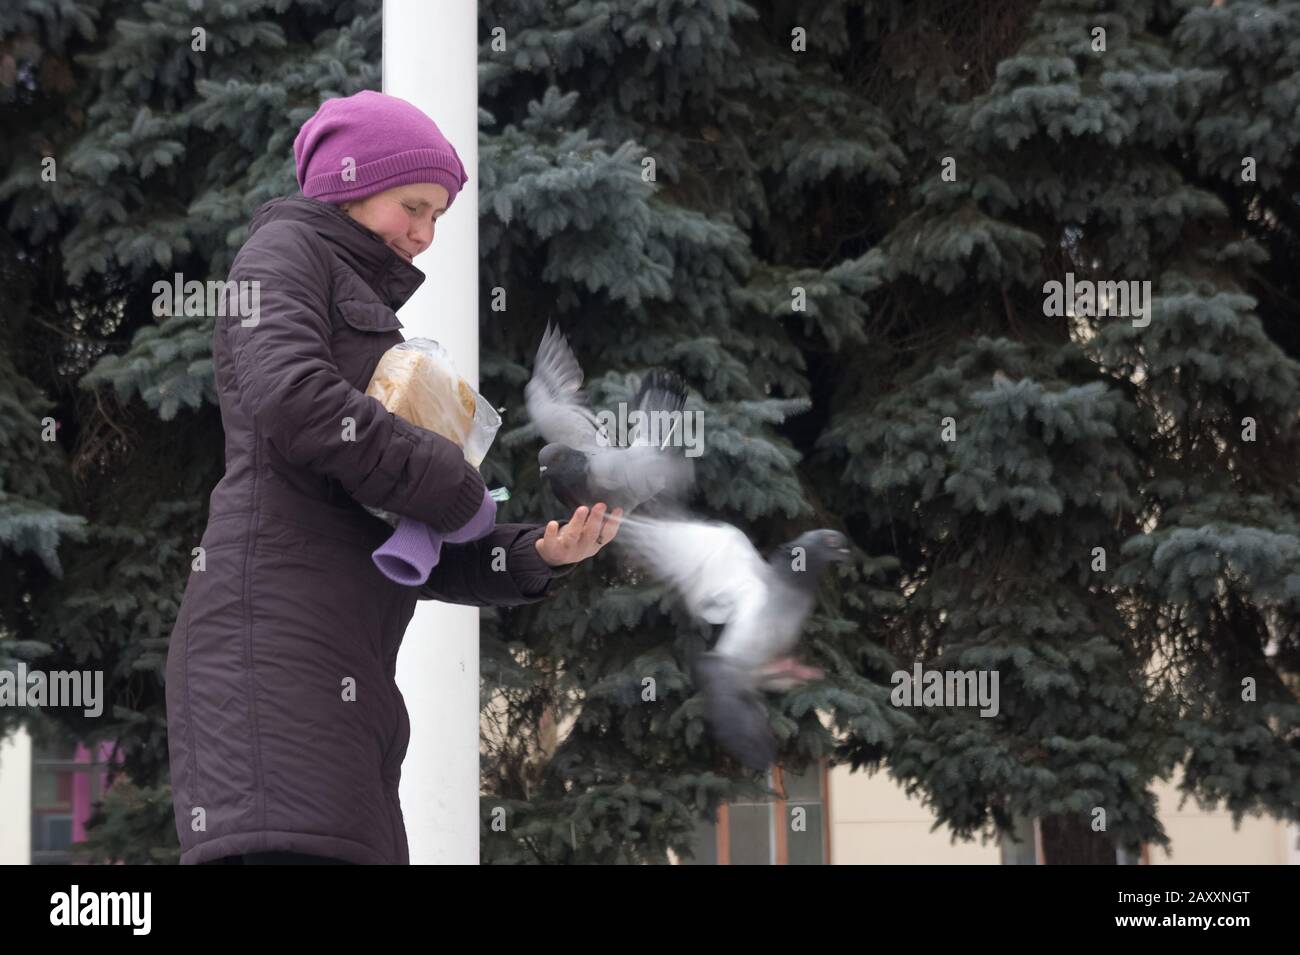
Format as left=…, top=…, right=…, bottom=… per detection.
left=293, top=90, right=469, bottom=208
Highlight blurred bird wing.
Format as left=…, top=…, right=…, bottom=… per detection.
left=693, top=653, right=777, bottom=771
left=712, top=586, right=776, bottom=668
left=627, top=369, right=688, bottom=448
left=524, top=322, right=606, bottom=450
left=618, top=517, right=769, bottom=626
left=626, top=412, right=680, bottom=448
left=588, top=446, right=695, bottom=502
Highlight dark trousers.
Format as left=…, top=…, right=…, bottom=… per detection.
left=201, top=850, right=355, bottom=865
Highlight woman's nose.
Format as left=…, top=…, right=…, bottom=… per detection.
left=413, top=221, right=435, bottom=250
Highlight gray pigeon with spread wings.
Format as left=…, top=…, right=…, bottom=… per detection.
left=525, top=322, right=694, bottom=514
left=616, top=513, right=851, bottom=771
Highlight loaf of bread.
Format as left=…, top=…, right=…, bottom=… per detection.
left=366, top=345, right=478, bottom=458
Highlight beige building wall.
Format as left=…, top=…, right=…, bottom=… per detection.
left=1145, top=770, right=1293, bottom=865
left=827, top=761, right=1294, bottom=865
left=828, top=763, right=1000, bottom=864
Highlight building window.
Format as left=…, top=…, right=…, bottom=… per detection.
left=999, top=815, right=1040, bottom=865
left=999, top=815, right=1145, bottom=865
left=30, top=735, right=119, bottom=865
left=681, top=761, right=830, bottom=865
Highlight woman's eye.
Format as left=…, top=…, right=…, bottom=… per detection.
left=403, top=203, right=418, bottom=213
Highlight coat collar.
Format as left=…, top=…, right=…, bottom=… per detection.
left=248, top=193, right=427, bottom=312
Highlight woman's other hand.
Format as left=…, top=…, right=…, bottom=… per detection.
left=535, top=503, right=623, bottom=567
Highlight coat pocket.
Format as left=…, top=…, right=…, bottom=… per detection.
left=336, top=299, right=403, bottom=333
left=331, top=299, right=405, bottom=390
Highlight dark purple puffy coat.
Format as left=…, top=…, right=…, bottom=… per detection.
left=165, top=194, right=573, bottom=864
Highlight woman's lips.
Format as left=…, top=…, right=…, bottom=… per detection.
left=392, top=245, right=414, bottom=262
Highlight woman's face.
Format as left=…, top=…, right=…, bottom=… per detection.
left=339, top=183, right=450, bottom=264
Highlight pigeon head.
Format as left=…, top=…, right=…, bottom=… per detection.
left=537, top=442, right=594, bottom=510
left=771, top=529, right=852, bottom=576
left=538, top=442, right=578, bottom=471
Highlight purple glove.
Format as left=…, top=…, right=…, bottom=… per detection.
left=372, top=486, right=497, bottom=586
left=443, top=485, right=498, bottom=543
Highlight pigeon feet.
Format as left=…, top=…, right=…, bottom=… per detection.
left=757, top=656, right=825, bottom=688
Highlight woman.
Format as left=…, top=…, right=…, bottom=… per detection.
left=164, top=90, right=620, bottom=865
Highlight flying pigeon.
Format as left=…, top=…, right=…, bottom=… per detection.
left=615, top=512, right=852, bottom=771
left=525, top=322, right=695, bottom=515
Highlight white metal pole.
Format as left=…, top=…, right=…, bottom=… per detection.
left=0, top=726, right=32, bottom=864
left=384, top=0, right=480, bottom=865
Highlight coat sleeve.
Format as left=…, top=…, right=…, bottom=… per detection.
left=221, top=220, right=486, bottom=533
left=416, top=523, right=579, bottom=607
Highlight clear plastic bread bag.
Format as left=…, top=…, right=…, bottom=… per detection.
left=361, top=337, right=506, bottom=528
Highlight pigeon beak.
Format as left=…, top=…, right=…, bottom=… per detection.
left=834, top=546, right=852, bottom=559
left=538, top=465, right=548, bottom=473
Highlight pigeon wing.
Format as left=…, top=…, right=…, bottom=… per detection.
left=587, top=445, right=696, bottom=509
left=627, top=368, right=688, bottom=448
left=524, top=322, right=606, bottom=450
left=693, top=653, right=777, bottom=772
left=711, top=579, right=781, bottom=671
left=617, top=516, right=769, bottom=626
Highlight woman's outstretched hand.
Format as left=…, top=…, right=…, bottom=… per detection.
left=535, top=503, right=624, bottom=567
